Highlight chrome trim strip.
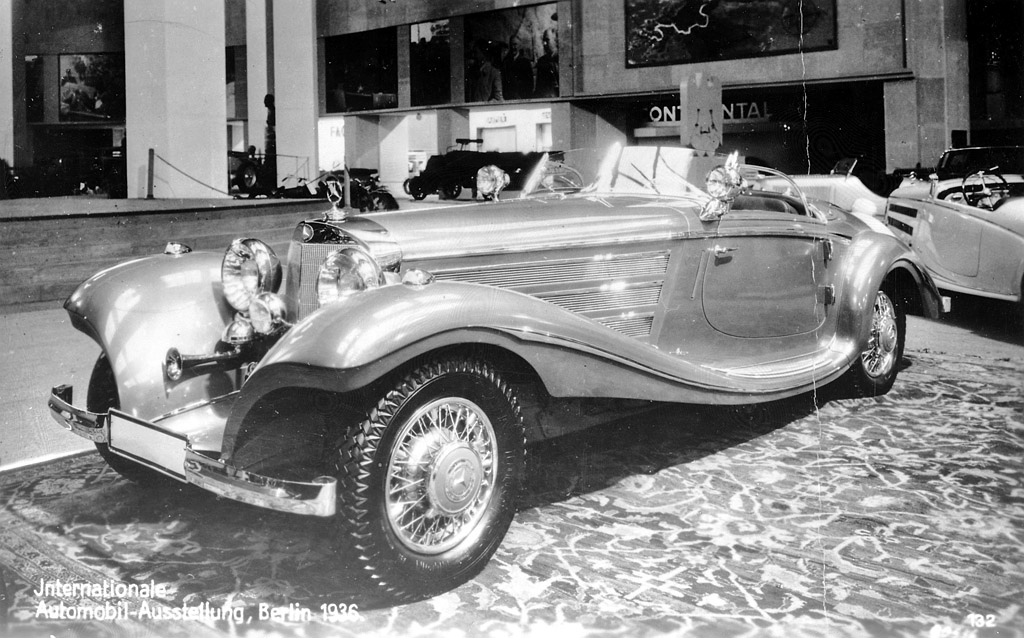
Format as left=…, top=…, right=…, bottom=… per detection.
left=408, top=230, right=716, bottom=262
left=151, top=392, right=239, bottom=424
left=431, top=251, right=671, bottom=289
left=705, top=339, right=850, bottom=381
left=184, top=449, right=337, bottom=517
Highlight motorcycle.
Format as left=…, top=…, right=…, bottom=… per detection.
left=274, top=167, right=400, bottom=211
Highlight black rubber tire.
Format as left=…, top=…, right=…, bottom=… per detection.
left=846, top=288, right=906, bottom=397
left=88, top=355, right=172, bottom=485
left=408, top=177, right=428, bottom=200
left=234, top=163, right=259, bottom=193
left=440, top=181, right=462, bottom=201
left=332, top=358, right=525, bottom=601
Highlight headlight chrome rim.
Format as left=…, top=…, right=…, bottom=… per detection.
left=315, top=246, right=384, bottom=307
left=222, top=238, right=282, bottom=313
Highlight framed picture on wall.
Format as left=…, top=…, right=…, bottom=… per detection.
left=625, top=0, right=837, bottom=68
left=324, top=27, right=399, bottom=113
left=58, top=53, right=125, bottom=122
left=464, top=2, right=559, bottom=103
left=410, top=19, right=451, bottom=107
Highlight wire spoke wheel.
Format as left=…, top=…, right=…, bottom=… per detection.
left=845, top=287, right=905, bottom=397
left=332, top=357, right=524, bottom=601
left=861, top=291, right=899, bottom=379
left=386, top=397, right=497, bottom=554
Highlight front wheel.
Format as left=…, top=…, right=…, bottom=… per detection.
left=408, top=177, right=428, bottom=200
left=847, top=289, right=905, bottom=396
left=332, top=358, right=525, bottom=601
left=88, top=355, right=171, bottom=485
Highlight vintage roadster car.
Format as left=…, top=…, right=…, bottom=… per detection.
left=48, top=145, right=941, bottom=601
left=884, top=146, right=1024, bottom=314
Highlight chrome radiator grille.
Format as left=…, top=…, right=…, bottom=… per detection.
left=290, top=243, right=342, bottom=320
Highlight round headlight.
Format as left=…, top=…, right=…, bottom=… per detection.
left=222, top=238, right=282, bottom=313
left=476, top=165, right=509, bottom=200
left=249, top=292, right=287, bottom=334
left=316, top=247, right=384, bottom=307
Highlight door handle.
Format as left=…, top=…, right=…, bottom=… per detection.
left=712, top=245, right=737, bottom=257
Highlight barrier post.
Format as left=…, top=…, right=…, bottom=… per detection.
left=147, top=148, right=155, bottom=199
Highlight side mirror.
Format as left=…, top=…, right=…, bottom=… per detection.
left=928, top=172, right=939, bottom=199
left=701, top=151, right=743, bottom=221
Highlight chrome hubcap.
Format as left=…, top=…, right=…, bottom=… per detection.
left=386, top=398, right=496, bottom=554
left=862, top=291, right=898, bottom=379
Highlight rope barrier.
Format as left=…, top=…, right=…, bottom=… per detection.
left=153, top=152, right=231, bottom=196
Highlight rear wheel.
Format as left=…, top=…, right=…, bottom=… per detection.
left=88, top=355, right=170, bottom=484
left=847, top=289, right=905, bottom=396
left=440, top=181, right=462, bottom=200
left=332, top=358, right=524, bottom=601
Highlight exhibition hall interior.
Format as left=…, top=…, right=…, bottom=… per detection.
left=0, top=1, right=1021, bottom=636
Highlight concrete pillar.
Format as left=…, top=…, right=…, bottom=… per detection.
left=436, top=108, right=469, bottom=153
left=345, top=115, right=381, bottom=170
left=246, top=0, right=270, bottom=151
left=272, top=0, right=318, bottom=184
left=124, top=2, right=227, bottom=198
left=889, top=0, right=969, bottom=170
left=0, top=0, right=14, bottom=165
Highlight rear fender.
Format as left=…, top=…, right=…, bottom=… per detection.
left=834, top=233, right=941, bottom=353
left=64, top=251, right=238, bottom=420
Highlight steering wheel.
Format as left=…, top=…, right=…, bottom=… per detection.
left=962, top=170, right=1010, bottom=209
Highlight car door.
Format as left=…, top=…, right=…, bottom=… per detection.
left=914, top=192, right=984, bottom=283
left=700, top=199, right=836, bottom=346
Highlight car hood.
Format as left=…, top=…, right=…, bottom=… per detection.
left=364, top=194, right=710, bottom=260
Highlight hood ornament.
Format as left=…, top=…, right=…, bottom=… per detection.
left=325, top=173, right=351, bottom=222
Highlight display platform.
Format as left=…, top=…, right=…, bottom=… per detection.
left=1, top=351, right=1021, bottom=637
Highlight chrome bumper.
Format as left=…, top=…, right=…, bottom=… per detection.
left=49, top=384, right=109, bottom=442
left=47, top=385, right=337, bottom=517
left=183, top=450, right=337, bottom=517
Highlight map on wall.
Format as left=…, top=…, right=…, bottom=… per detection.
left=625, top=0, right=837, bottom=68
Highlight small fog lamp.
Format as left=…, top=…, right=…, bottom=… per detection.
left=222, top=316, right=256, bottom=345
left=248, top=293, right=287, bottom=334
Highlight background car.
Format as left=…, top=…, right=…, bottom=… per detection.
left=884, top=146, right=1024, bottom=319
left=406, top=138, right=552, bottom=200
left=48, top=145, right=941, bottom=603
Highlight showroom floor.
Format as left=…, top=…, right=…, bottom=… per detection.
left=1, top=346, right=1021, bottom=638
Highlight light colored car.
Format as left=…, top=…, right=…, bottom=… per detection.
left=885, top=146, right=1024, bottom=313
left=48, top=145, right=941, bottom=601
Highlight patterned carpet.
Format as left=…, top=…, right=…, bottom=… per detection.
left=1, top=351, right=1022, bottom=638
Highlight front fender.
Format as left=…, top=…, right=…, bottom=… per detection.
left=250, top=280, right=738, bottom=395
left=64, top=250, right=237, bottom=420
left=222, top=280, right=823, bottom=456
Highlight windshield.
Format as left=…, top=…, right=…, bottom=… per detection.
left=523, top=144, right=711, bottom=201
left=936, top=147, right=1024, bottom=179
left=520, top=144, right=818, bottom=220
